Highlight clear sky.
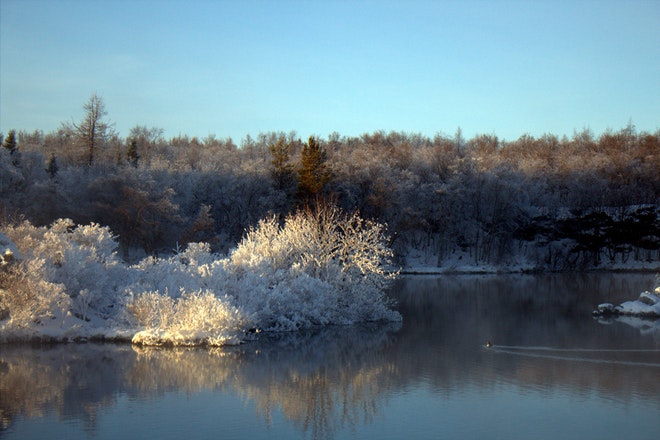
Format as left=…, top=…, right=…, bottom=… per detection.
left=1, top=0, right=658, bottom=143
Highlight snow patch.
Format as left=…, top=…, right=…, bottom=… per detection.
left=0, top=231, right=23, bottom=266
left=593, top=275, right=660, bottom=318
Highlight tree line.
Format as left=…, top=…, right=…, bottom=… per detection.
left=1, top=95, right=658, bottom=268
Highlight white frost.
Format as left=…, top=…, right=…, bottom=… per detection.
left=0, top=210, right=400, bottom=346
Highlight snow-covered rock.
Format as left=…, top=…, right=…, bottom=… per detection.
left=0, top=232, right=23, bottom=267
left=593, top=276, right=660, bottom=318
left=594, top=303, right=616, bottom=315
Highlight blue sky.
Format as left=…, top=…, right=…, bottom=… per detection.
left=1, top=0, right=658, bottom=143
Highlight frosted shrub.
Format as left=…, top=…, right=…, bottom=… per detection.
left=231, top=205, right=395, bottom=283
left=42, top=220, right=122, bottom=306
left=173, top=289, right=242, bottom=331
left=176, top=242, right=215, bottom=266
left=0, top=259, right=70, bottom=329
left=127, top=291, right=176, bottom=328
left=129, top=289, right=244, bottom=346
left=2, top=219, right=123, bottom=324
left=228, top=204, right=400, bottom=329
left=2, top=206, right=400, bottom=344
left=126, top=242, right=220, bottom=299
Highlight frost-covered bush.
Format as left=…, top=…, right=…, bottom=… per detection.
left=125, top=242, right=218, bottom=298
left=0, top=261, right=69, bottom=328
left=1, top=219, right=124, bottom=326
left=1, top=205, right=400, bottom=344
left=128, top=289, right=244, bottom=346
left=227, top=204, right=400, bottom=328
left=231, top=204, right=395, bottom=289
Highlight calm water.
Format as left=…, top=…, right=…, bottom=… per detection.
left=2, top=273, right=659, bottom=440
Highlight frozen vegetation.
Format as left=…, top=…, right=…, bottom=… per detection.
left=0, top=205, right=400, bottom=346
left=2, top=121, right=658, bottom=274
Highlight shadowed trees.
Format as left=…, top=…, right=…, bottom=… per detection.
left=0, top=117, right=657, bottom=268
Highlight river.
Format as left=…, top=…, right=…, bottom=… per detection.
left=1, top=273, right=658, bottom=439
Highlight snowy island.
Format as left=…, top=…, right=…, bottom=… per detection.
left=0, top=207, right=401, bottom=346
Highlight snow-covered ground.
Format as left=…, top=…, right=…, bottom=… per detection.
left=400, top=244, right=660, bottom=274
left=401, top=250, right=535, bottom=274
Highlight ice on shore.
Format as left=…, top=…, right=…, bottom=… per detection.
left=594, top=275, right=660, bottom=318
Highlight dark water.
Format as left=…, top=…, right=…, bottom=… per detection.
left=2, top=273, right=659, bottom=440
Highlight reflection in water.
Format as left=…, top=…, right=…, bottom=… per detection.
left=0, top=344, right=136, bottom=435
left=390, top=274, right=660, bottom=403
left=0, top=324, right=402, bottom=440
left=1, top=274, right=659, bottom=439
left=125, top=323, right=402, bottom=440
left=232, top=324, right=401, bottom=438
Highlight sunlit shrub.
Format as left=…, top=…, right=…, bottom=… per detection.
left=228, top=204, right=400, bottom=327
left=128, top=288, right=245, bottom=346
left=1, top=219, right=123, bottom=325
left=231, top=204, right=396, bottom=287
left=2, top=204, right=400, bottom=344
left=0, top=260, right=69, bottom=328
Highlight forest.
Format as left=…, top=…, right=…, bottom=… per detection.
left=1, top=95, right=659, bottom=271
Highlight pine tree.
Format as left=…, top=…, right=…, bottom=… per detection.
left=127, top=138, right=140, bottom=168
left=2, top=130, right=17, bottom=154
left=269, top=138, right=295, bottom=191
left=297, top=136, right=332, bottom=203
left=46, top=153, right=59, bottom=179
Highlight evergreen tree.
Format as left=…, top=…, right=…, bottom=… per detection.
left=297, top=136, right=332, bottom=203
left=46, top=153, right=59, bottom=179
left=2, top=129, right=17, bottom=155
left=269, top=138, right=296, bottom=191
left=127, top=138, right=140, bottom=168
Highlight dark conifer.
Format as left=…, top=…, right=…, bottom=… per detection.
left=127, top=138, right=140, bottom=168
left=297, top=136, right=332, bottom=204
left=46, top=153, right=59, bottom=179
left=269, top=138, right=295, bottom=191
left=2, top=129, right=17, bottom=154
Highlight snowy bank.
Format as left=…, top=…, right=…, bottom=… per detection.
left=593, top=275, right=660, bottom=318
left=400, top=245, right=660, bottom=275
left=0, top=207, right=400, bottom=346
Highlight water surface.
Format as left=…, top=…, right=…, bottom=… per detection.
left=2, top=273, right=658, bottom=439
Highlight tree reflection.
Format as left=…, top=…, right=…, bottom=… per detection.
left=230, top=324, right=400, bottom=439
left=0, top=344, right=135, bottom=434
